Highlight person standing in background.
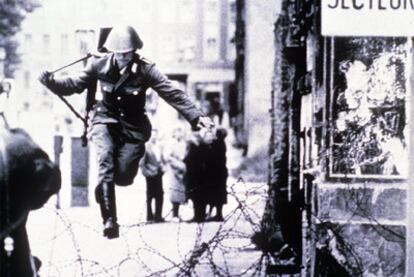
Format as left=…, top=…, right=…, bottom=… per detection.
left=206, top=127, right=228, bottom=221
left=140, top=129, right=165, bottom=222
left=164, top=127, right=187, bottom=222
left=184, top=129, right=216, bottom=222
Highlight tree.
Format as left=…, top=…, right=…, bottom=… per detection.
left=0, top=0, right=41, bottom=77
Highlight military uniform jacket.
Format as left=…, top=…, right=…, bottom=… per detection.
left=48, top=53, right=203, bottom=141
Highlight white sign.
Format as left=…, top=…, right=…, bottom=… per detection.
left=321, top=0, right=414, bottom=36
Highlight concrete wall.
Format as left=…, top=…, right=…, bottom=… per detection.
left=315, top=183, right=407, bottom=276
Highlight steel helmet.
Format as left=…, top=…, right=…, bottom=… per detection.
left=104, top=25, right=143, bottom=53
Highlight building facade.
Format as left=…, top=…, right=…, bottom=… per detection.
left=261, top=1, right=412, bottom=276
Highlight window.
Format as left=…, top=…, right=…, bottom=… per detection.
left=75, top=30, right=95, bottom=56
left=42, top=34, right=50, bottom=54
left=23, top=34, right=32, bottom=53
left=203, top=24, right=220, bottom=62
left=329, top=37, right=409, bottom=179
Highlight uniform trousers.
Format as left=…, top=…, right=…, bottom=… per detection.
left=91, top=123, right=146, bottom=189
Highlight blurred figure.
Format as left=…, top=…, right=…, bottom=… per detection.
left=164, top=127, right=187, bottom=222
left=0, top=128, right=61, bottom=277
left=206, top=128, right=228, bottom=221
left=211, top=97, right=224, bottom=125
left=184, top=128, right=216, bottom=222
left=184, top=131, right=205, bottom=222
left=140, top=129, right=165, bottom=222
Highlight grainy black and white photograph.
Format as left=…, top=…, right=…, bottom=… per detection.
left=0, top=0, right=412, bottom=276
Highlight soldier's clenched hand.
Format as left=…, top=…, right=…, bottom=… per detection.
left=196, top=116, right=215, bottom=131
left=38, top=71, right=53, bottom=86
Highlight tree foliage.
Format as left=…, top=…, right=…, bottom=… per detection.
left=0, top=0, right=41, bottom=77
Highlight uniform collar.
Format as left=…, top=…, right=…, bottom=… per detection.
left=98, top=53, right=140, bottom=77
left=109, top=53, right=140, bottom=73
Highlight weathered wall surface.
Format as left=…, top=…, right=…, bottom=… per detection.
left=316, top=184, right=407, bottom=276
left=313, top=37, right=410, bottom=276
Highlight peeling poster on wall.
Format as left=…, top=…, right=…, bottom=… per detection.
left=330, top=38, right=409, bottom=178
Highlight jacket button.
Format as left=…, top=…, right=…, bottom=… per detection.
left=120, top=112, right=125, bottom=117
left=117, top=96, right=121, bottom=101
left=97, top=107, right=102, bottom=112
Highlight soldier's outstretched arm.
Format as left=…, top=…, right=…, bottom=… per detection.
left=145, top=63, right=213, bottom=130
left=38, top=59, right=97, bottom=96
left=146, top=64, right=202, bottom=122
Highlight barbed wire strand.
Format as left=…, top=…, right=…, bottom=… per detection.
left=31, top=178, right=271, bottom=277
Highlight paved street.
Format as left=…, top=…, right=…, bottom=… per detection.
left=26, top=133, right=268, bottom=277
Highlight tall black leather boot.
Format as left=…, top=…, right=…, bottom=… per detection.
left=96, top=182, right=119, bottom=239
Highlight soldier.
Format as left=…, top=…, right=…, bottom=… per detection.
left=140, top=128, right=166, bottom=222
left=38, top=25, right=213, bottom=239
